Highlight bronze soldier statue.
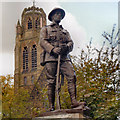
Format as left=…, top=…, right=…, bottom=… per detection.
left=39, top=8, right=83, bottom=111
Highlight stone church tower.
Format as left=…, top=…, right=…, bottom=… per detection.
left=14, top=4, right=46, bottom=92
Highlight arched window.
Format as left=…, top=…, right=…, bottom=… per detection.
left=24, top=76, right=27, bottom=85
left=23, top=46, right=28, bottom=71
left=31, top=75, right=34, bottom=84
left=35, top=18, right=40, bottom=29
left=28, top=18, right=32, bottom=29
left=32, top=45, right=37, bottom=69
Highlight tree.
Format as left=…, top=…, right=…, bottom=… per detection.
left=1, top=74, right=48, bottom=118
left=70, top=24, right=119, bottom=119
left=1, top=75, right=14, bottom=118
left=1, top=75, right=34, bottom=118
left=72, top=46, right=119, bottom=119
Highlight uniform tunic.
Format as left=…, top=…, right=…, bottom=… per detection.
left=39, top=23, right=76, bottom=85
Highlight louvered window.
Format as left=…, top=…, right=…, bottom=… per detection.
left=35, top=18, right=40, bottom=28
left=28, top=18, right=32, bottom=29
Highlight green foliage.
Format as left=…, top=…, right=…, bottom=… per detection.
left=1, top=75, right=34, bottom=118
left=71, top=43, right=119, bottom=119
left=1, top=74, right=49, bottom=118
left=1, top=75, right=14, bottom=118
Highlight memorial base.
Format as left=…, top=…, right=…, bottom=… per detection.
left=33, top=113, right=84, bottom=119
left=33, top=107, right=90, bottom=120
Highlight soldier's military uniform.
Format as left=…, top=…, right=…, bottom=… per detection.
left=39, top=8, right=79, bottom=111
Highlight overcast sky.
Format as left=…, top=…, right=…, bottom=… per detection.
left=0, top=0, right=119, bottom=75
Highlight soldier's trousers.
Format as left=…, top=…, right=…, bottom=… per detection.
left=45, top=61, right=77, bottom=107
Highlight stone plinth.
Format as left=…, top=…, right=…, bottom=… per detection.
left=33, top=106, right=90, bottom=120
left=33, top=113, right=84, bottom=119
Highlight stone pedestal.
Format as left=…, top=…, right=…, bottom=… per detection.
left=33, top=106, right=90, bottom=120
left=33, top=113, right=84, bottom=119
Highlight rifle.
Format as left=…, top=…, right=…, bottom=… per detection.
left=56, top=54, right=61, bottom=110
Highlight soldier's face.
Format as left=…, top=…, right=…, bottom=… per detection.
left=52, top=11, right=62, bottom=23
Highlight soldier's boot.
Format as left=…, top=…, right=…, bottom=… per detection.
left=48, top=85, right=55, bottom=111
left=68, top=79, right=80, bottom=108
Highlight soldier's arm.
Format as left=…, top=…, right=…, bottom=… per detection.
left=66, top=31, right=74, bottom=53
left=39, top=26, right=54, bottom=53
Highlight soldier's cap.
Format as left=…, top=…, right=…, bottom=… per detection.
left=48, top=8, right=65, bottom=21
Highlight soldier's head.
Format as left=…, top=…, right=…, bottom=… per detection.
left=48, top=8, right=65, bottom=24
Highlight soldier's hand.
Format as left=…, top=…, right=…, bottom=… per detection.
left=52, top=47, right=61, bottom=55
left=60, top=45, right=68, bottom=54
